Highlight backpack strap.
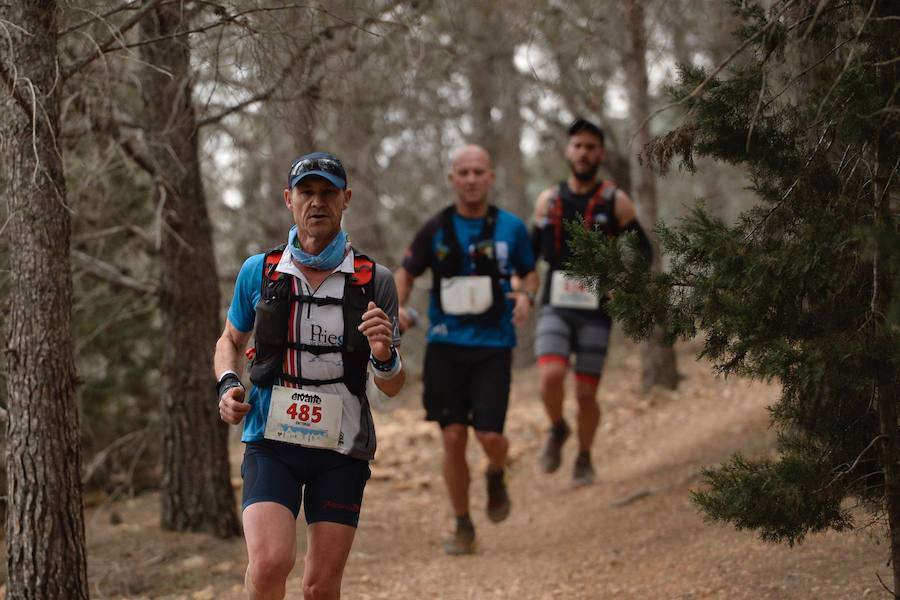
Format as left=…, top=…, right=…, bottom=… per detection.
left=262, top=243, right=287, bottom=283
left=342, top=249, right=377, bottom=396
left=583, top=180, right=617, bottom=234
left=549, top=183, right=565, bottom=256
left=433, top=205, right=465, bottom=278
left=583, top=184, right=605, bottom=230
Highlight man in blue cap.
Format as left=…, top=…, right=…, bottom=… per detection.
left=214, top=151, right=405, bottom=599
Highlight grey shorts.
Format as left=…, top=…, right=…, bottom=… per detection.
left=535, top=305, right=612, bottom=379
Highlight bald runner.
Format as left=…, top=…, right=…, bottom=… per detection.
left=395, top=144, right=538, bottom=555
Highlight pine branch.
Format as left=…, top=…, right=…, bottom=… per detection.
left=63, top=2, right=383, bottom=82
left=746, top=72, right=767, bottom=154
left=812, top=0, right=878, bottom=126
left=82, top=428, right=153, bottom=485
left=73, top=224, right=159, bottom=251
left=876, top=572, right=895, bottom=598
left=194, top=18, right=348, bottom=128
left=0, top=59, right=34, bottom=121
left=631, top=0, right=798, bottom=142
left=763, top=38, right=853, bottom=111
left=60, top=1, right=150, bottom=36
left=743, top=122, right=836, bottom=240
left=817, top=435, right=886, bottom=493
left=63, top=0, right=166, bottom=79
left=71, top=250, right=157, bottom=295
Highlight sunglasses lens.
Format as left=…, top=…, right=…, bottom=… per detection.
left=291, top=159, right=314, bottom=177
left=292, top=158, right=343, bottom=176
left=315, top=158, right=342, bottom=175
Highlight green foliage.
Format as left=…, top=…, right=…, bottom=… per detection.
left=568, top=0, right=899, bottom=544
left=693, top=453, right=850, bottom=545
left=67, top=139, right=162, bottom=493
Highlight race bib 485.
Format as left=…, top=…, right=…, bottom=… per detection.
left=264, top=385, right=342, bottom=449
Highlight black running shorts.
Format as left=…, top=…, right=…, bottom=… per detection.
left=241, top=440, right=371, bottom=528
left=423, top=342, right=512, bottom=433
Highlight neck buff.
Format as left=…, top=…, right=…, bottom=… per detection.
left=287, top=226, right=348, bottom=271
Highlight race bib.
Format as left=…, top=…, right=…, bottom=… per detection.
left=549, top=271, right=600, bottom=310
left=264, top=385, right=342, bottom=449
left=440, top=276, right=493, bottom=315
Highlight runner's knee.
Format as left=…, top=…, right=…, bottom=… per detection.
left=575, top=390, right=599, bottom=409
left=474, top=430, right=506, bottom=449
left=575, top=375, right=600, bottom=406
left=248, top=549, right=294, bottom=591
left=442, top=424, right=468, bottom=453
left=304, top=577, right=340, bottom=600
left=538, top=359, right=567, bottom=388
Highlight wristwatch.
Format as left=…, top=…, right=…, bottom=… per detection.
left=370, top=346, right=398, bottom=371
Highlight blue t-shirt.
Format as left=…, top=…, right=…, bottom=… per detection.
left=227, top=249, right=400, bottom=460
left=401, top=206, right=536, bottom=347
left=226, top=254, right=270, bottom=442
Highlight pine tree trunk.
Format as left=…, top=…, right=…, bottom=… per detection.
left=464, top=3, right=499, bottom=160
left=873, top=106, right=900, bottom=600
left=139, top=4, right=240, bottom=538
left=0, top=1, right=90, bottom=597
left=339, top=105, right=390, bottom=257
left=622, top=0, right=680, bottom=391
left=876, top=379, right=900, bottom=598
left=874, top=226, right=900, bottom=596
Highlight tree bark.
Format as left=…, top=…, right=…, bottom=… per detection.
left=872, top=10, right=900, bottom=584
left=877, top=377, right=900, bottom=598
left=463, top=3, right=501, bottom=160
left=622, top=0, right=680, bottom=391
left=338, top=104, right=390, bottom=258
left=874, top=149, right=900, bottom=596
left=139, top=3, right=240, bottom=538
left=0, top=1, right=90, bottom=597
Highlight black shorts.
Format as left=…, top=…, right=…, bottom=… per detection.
left=241, top=440, right=371, bottom=528
left=423, top=342, right=512, bottom=433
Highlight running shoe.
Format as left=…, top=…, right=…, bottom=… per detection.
left=443, top=520, right=476, bottom=555
left=539, top=420, right=570, bottom=473
left=571, top=451, right=595, bottom=487
left=486, top=469, right=511, bottom=522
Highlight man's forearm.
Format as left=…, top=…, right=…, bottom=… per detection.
left=394, top=268, right=415, bottom=306
left=374, top=364, right=406, bottom=397
left=214, top=335, right=244, bottom=379
left=521, top=270, right=539, bottom=295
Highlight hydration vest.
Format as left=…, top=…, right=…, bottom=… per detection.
left=430, top=204, right=506, bottom=324
left=248, top=244, right=375, bottom=396
left=539, top=180, right=617, bottom=307
left=540, top=180, right=618, bottom=268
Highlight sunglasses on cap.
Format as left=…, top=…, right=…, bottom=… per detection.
left=290, top=156, right=344, bottom=177
left=288, top=155, right=347, bottom=189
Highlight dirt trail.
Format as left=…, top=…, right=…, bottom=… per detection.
left=78, top=340, right=885, bottom=599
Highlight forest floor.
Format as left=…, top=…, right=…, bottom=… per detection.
left=17, top=337, right=891, bottom=599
